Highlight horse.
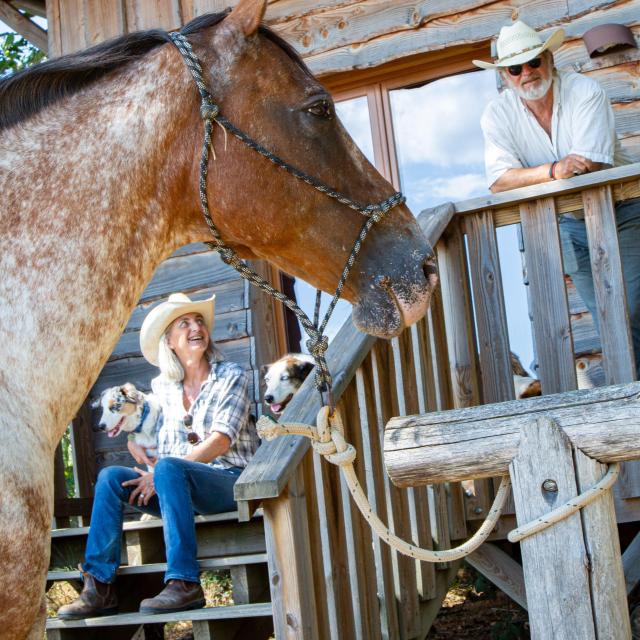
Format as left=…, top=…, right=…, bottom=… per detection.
left=0, top=0, right=436, bottom=636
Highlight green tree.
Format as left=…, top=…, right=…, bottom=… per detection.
left=1, top=28, right=45, bottom=75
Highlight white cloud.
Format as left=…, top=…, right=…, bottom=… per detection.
left=410, top=172, right=488, bottom=204
left=390, top=71, right=498, bottom=168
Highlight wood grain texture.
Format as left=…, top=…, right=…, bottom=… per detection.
left=519, top=198, right=577, bottom=393
left=384, top=381, right=640, bottom=485
left=465, top=210, right=513, bottom=403
left=582, top=186, right=635, bottom=385
left=0, top=0, right=48, bottom=51
left=510, top=416, right=595, bottom=640
left=574, top=448, right=631, bottom=639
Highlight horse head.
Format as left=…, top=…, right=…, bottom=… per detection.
left=178, top=0, right=437, bottom=338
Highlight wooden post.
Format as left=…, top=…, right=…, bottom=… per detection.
left=262, top=467, right=319, bottom=640
left=509, top=416, right=630, bottom=639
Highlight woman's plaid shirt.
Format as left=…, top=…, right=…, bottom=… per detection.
left=151, top=360, right=259, bottom=468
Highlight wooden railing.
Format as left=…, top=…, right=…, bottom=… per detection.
left=234, top=162, right=640, bottom=640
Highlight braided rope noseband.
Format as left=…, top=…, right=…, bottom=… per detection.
left=168, top=30, right=405, bottom=400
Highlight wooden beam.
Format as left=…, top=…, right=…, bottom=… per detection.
left=384, top=381, right=640, bottom=486
left=510, top=416, right=596, bottom=639
left=466, top=543, right=527, bottom=610
left=0, top=0, right=47, bottom=52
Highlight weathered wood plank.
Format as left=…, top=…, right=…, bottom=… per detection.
left=466, top=543, right=527, bottom=610
left=582, top=186, right=635, bottom=385
left=139, top=252, right=239, bottom=304
left=0, top=0, right=48, bottom=51
left=574, top=448, right=631, bottom=639
left=58, top=0, right=85, bottom=53
left=83, top=0, right=125, bottom=45
left=623, top=532, right=640, bottom=595
left=465, top=210, right=513, bottom=403
left=519, top=198, right=577, bottom=393
left=124, top=0, right=182, bottom=30
left=262, top=468, right=319, bottom=640
left=510, top=416, right=595, bottom=640
left=384, top=381, right=640, bottom=485
left=355, top=360, right=400, bottom=639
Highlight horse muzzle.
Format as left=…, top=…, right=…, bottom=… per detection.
left=351, top=252, right=438, bottom=339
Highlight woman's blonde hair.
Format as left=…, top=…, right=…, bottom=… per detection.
left=158, top=331, right=224, bottom=382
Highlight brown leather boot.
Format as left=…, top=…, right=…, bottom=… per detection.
left=57, top=572, right=118, bottom=620
left=139, top=579, right=206, bottom=614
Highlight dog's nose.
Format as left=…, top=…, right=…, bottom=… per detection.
left=264, top=394, right=274, bottom=404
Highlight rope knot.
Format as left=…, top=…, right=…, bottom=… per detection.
left=200, top=99, right=220, bottom=121
left=306, top=335, right=329, bottom=358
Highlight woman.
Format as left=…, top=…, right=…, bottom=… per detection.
left=58, top=292, right=260, bottom=619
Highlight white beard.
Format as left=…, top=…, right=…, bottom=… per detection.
left=514, top=74, right=553, bottom=101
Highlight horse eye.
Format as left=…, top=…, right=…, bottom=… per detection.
left=307, top=100, right=334, bottom=119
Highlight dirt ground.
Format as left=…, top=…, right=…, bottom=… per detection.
left=427, top=566, right=529, bottom=640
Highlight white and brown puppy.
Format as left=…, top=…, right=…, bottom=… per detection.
left=92, top=383, right=161, bottom=458
left=262, top=353, right=315, bottom=415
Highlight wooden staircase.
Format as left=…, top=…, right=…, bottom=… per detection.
left=46, top=511, right=274, bottom=639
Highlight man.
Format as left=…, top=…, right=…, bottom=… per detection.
left=474, top=20, right=640, bottom=377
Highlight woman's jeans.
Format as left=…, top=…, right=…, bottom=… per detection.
left=559, top=197, right=640, bottom=377
left=82, top=457, right=242, bottom=584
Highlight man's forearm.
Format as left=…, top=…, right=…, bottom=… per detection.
left=490, top=164, right=554, bottom=193
left=183, top=431, right=231, bottom=464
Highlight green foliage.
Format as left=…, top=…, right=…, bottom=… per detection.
left=61, top=427, right=75, bottom=496
left=0, top=30, right=45, bottom=75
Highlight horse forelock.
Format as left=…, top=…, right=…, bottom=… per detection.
left=0, top=9, right=308, bottom=133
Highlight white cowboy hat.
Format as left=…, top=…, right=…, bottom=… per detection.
left=473, top=21, right=565, bottom=69
left=140, top=292, right=215, bottom=366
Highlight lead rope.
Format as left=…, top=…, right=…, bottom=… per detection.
left=168, top=30, right=619, bottom=560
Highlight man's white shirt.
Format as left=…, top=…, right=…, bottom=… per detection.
left=481, top=70, right=632, bottom=189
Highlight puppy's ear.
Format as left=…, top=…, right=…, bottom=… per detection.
left=295, top=361, right=314, bottom=379
left=260, top=364, right=270, bottom=378
left=121, top=383, right=139, bottom=403
left=89, top=395, right=102, bottom=409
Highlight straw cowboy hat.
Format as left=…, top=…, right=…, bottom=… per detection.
left=473, top=21, right=565, bottom=69
left=140, top=292, right=215, bottom=366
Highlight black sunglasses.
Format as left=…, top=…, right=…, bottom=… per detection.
left=507, top=57, right=542, bottom=77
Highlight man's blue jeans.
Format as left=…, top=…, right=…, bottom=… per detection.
left=559, top=197, right=640, bottom=377
left=82, top=457, right=242, bottom=584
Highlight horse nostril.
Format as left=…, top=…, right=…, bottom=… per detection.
left=423, top=259, right=438, bottom=285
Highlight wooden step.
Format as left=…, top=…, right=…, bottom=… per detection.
left=46, top=602, right=272, bottom=628
left=47, top=553, right=268, bottom=581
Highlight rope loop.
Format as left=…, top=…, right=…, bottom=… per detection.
left=200, top=99, right=220, bottom=121
left=306, top=334, right=329, bottom=358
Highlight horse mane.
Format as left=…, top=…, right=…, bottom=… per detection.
left=0, top=10, right=308, bottom=132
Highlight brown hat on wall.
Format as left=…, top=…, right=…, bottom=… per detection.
left=582, top=23, right=637, bottom=58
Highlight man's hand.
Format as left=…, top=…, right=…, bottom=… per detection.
left=127, top=440, right=156, bottom=467
left=122, top=467, right=156, bottom=506
left=553, top=154, right=601, bottom=179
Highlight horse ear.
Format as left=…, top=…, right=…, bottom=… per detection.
left=227, top=0, right=267, bottom=37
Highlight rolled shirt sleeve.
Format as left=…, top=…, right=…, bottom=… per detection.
left=568, top=82, right=616, bottom=166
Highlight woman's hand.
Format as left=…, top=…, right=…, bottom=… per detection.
left=127, top=440, right=156, bottom=467
left=121, top=467, right=156, bottom=506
